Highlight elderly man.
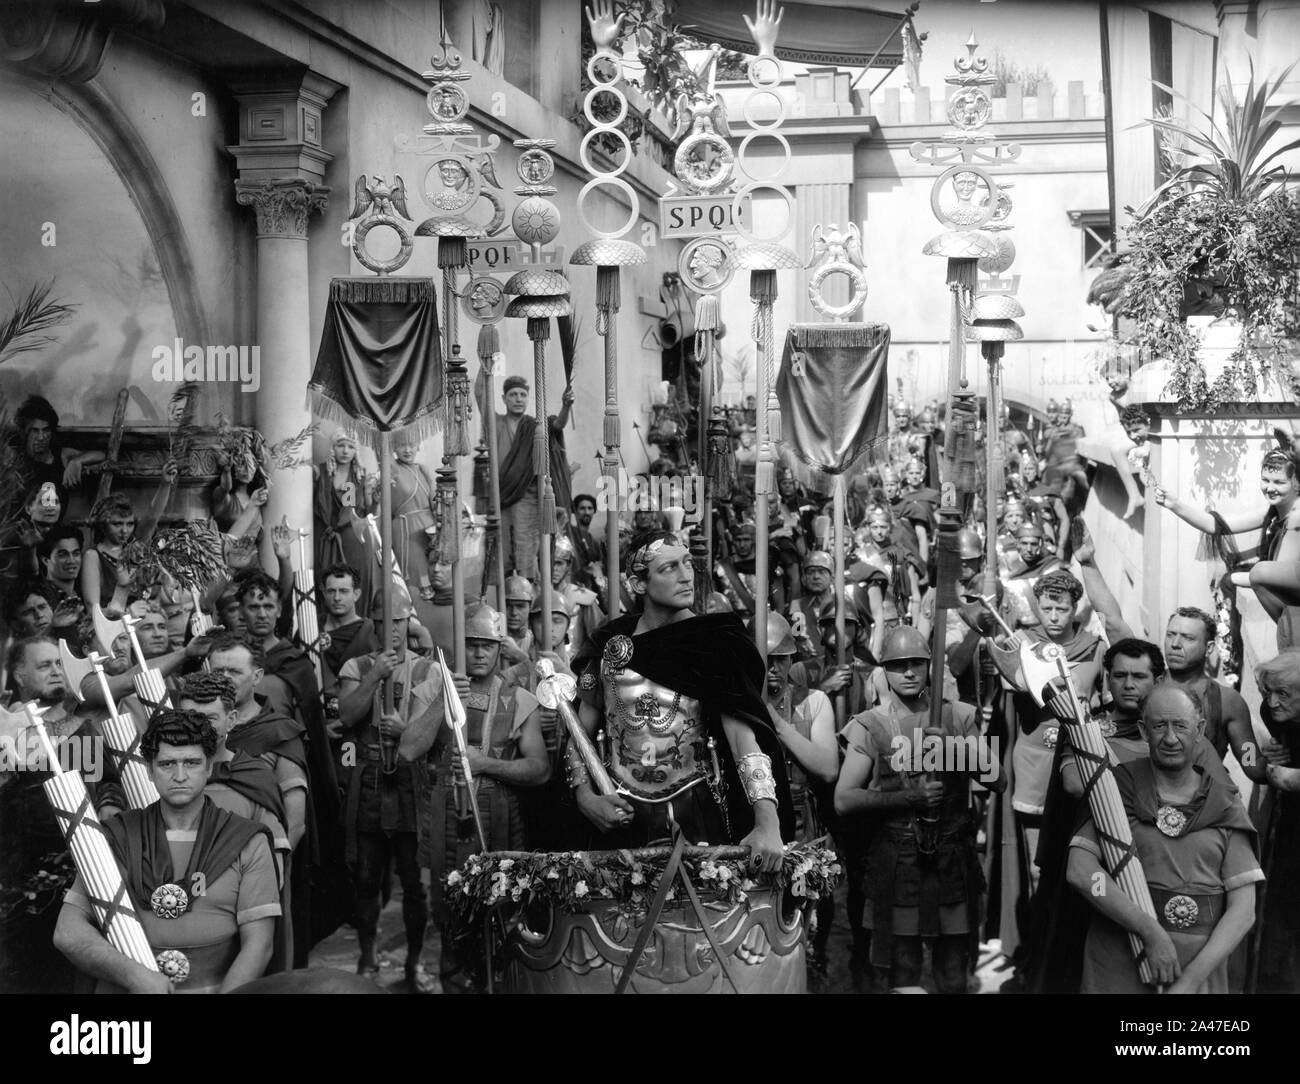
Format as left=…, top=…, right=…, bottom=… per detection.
left=0, top=637, right=123, bottom=993
left=1078, top=529, right=1259, bottom=775
left=835, top=626, right=1003, bottom=992
left=1067, top=685, right=1261, bottom=993
left=473, top=371, right=574, bottom=580
left=55, top=709, right=280, bottom=994
left=1251, top=649, right=1300, bottom=991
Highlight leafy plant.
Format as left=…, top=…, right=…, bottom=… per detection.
left=989, top=48, right=1052, bottom=97
left=0, top=279, right=76, bottom=365
left=1094, top=65, right=1300, bottom=410
left=573, top=0, right=747, bottom=156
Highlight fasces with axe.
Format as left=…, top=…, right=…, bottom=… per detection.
left=978, top=597, right=1164, bottom=988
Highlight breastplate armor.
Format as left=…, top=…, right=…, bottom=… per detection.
left=602, top=662, right=709, bottom=801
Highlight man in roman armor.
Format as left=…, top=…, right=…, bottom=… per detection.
left=835, top=626, right=1004, bottom=992
left=565, top=529, right=794, bottom=870
left=400, top=602, right=549, bottom=992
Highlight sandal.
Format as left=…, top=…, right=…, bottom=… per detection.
left=406, top=961, right=439, bottom=995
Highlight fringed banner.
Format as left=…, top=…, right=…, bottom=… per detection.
left=776, top=322, right=891, bottom=480
left=308, top=276, right=443, bottom=452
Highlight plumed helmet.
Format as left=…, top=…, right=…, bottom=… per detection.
left=880, top=625, right=931, bottom=663
left=504, top=574, right=534, bottom=602
left=754, top=612, right=797, bottom=656
left=803, top=550, right=834, bottom=572
left=955, top=527, right=984, bottom=560
left=369, top=580, right=415, bottom=620
left=464, top=602, right=507, bottom=643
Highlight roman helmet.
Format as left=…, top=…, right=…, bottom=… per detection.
left=803, top=550, right=834, bottom=572
left=552, top=535, right=576, bottom=563
left=879, top=626, right=931, bottom=663
left=529, top=594, right=572, bottom=622
left=464, top=602, right=507, bottom=642
left=955, top=527, right=983, bottom=560
left=504, top=574, right=534, bottom=602
left=369, top=581, right=415, bottom=620
left=753, top=612, right=797, bottom=656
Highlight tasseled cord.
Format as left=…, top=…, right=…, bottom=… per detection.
left=706, top=407, right=737, bottom=500
left=444, top=344, right=471, bottom=457
left=694, top=293, right=721, bottom=397
left=433, top=464, right=459, bottom=564
left=528, top=318, right=557, bottom=528
left=596, top=265, right=621, bottom=334
left=476, top=323, right=500, bottom=365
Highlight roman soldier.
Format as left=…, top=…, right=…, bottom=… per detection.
left=715, top=521, right=759, bottom=616
left=835, top=626, right=1004, bottom=992
left=336, top=586, right=437, bottom=992
left=551, top=535, right=604, bottom=659
left=565, top=529, right=794, bottom=866
left=400, top=602, right=549, bottom=992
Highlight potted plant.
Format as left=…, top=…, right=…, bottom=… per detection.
left=1087, top=64, right=1300, bottom=410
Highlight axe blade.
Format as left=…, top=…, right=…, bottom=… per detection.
left=91, top=605, right=126, bottom=660
left=58, top=640, right=95, bottom=704
left=1018, top=638, right=1065, bottom=708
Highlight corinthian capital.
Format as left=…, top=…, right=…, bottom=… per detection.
left=235, top=178, right=329, bottom=239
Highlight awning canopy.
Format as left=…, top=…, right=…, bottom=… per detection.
left=672, top=0, right=916, bottom=68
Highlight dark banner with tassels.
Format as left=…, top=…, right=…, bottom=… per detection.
left=776, top=323, right=890, bottom=479
left=308, top=278, right=442, bottom=450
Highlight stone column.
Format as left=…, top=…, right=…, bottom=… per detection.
left=233, top=178, right=328, bottom=555
left=229, top=72, right=337, bottom=563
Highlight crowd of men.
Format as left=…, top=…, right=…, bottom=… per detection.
left=1, top=384, right=1297, bottom=996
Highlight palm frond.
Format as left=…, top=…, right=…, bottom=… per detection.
left=0, top=280, right=77, bottom=364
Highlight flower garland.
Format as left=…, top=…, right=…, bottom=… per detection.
left=443, top=840, right=841, bottom=953
left=0, top=851, right=77, bottom=924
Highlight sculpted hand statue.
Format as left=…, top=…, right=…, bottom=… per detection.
left=584, top=0, right=627, bottom=52
left=743, top=0, right=784, bottom=59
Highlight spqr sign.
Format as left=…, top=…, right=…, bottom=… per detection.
left=467, top=239, right=566, bottom=274
left=659, top=194, right=752, bottom=239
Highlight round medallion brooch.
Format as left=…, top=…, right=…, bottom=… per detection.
left=1162, top=894, right=1198, bottom=930
left=603, top=635, right=634, bottom=673
left=1155, top=805, right=1188, bottom=838
left=150, top=883, right=188, bottom=919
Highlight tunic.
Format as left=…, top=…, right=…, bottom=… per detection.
left=842, top=694, right=984, bottom=966
left=65, top=816, right=280, bottom=994
left=406, top=671, right=539, bottom=923
left=1071, top=760, right=1262, bottom=994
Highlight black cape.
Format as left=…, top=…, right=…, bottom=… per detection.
left=574, top=611, right=797, bottom=841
